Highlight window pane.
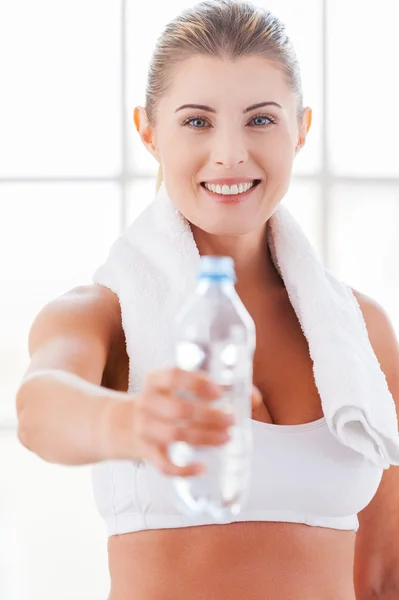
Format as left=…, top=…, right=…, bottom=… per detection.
left=329, top=184, right=399, bottom=332
left=282, top=179, right=322, bottom=259
left=127, top=0, right=321, bottom=176
left=127, top=178, right=157, bottom=225
left=328, top=1, right=399, bottom=176
left=0, top=183, right=121, bottom=422
left=0, top=1, right=121, bottom=177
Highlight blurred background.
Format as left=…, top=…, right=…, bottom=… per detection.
left=1, top=0, right=399, bottom=598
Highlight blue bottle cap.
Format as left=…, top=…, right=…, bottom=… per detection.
left=199, top=256, right=236, bottom=281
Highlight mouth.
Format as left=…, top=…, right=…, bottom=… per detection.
left=200, top=179, right=262, bottom=203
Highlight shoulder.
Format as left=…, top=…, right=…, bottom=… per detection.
left=351, top=288, right=393, bottom=337
left=24, top=284, right=123, bottom=386
left=351, top=288, right=399, bottom=393
left=30, top=283, right=122, bottom=345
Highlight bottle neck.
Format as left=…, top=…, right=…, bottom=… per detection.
left=196, top=276, right=236, bottom=295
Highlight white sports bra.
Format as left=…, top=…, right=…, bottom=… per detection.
left=91, top=413, right=383, bottom=536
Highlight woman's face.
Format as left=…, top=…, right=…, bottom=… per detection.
left=135, top=55, right=312, bottom=236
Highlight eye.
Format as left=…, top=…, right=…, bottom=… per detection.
left=249, top=114, right=276, bottom=127
left=182, top=116, right=210, bottom=129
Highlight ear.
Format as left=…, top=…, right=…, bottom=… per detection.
left=133, top=106, right=160, bottom=163
left=295, top=107, right=312, bottom=155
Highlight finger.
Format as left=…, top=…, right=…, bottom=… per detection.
left=147, top=368, right=222, bottom=401
left=143, top=441, right=205, bottom=477
left=143, top=393, right=234, bottom=429
left=251, top=385, right=263, bottom=409
left=141, top=414, right=232, bottom=447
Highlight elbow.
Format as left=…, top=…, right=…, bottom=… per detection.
left=17, top=420, right=33, bottom=452
left=357, top=578, right=399, bottom=600
left=15, top=379, right=39, bottom=453
left=16, top=397, right=33, bottom=452
left=372, top=583, right=399, bottom=599
left=16, top=401, right=55, bottom=463
left=359, top=591, right=399, bottom=600
left=355, top=556, right=399, bottom=600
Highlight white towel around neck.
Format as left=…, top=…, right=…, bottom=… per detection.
left=93, top=182, right=399, bottom=469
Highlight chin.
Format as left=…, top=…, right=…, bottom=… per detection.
left=194, top=216, right=264, bottom=238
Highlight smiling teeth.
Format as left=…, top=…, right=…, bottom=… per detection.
left=204, top=182, right=256, bottom=195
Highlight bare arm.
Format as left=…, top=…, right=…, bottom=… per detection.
left=16, top=284, right=257, bottom=474
left=16, top=285, right=134, bottom=465
left=352, top=289, right=399, bottom=599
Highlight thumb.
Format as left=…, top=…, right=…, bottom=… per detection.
left=251, top=385, right=263, bottom=409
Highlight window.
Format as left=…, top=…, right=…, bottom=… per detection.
left=1, top=2, right=398, bottom=598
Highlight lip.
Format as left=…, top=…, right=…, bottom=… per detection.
left=200, top=180, right=261, bottom=204
left=200, top=177, right=261, bottom=185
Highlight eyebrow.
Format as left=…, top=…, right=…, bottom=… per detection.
left=175, top=101, right=282, bottom=113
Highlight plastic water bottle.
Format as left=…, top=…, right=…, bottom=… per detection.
left=168, top=256, right=256, bottom=522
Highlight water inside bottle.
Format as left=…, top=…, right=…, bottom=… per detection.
left=168, top=338, right=253, bottom=521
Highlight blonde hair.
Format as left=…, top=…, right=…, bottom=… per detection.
left=149, top=0, right=304, bottom=193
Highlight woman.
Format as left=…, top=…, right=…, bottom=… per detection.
left=16, top=1, right=399, bottom=598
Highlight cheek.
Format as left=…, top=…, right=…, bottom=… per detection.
left=161, top=131, right=202, bottom=171
left=163, top=147, right=205, bottom=191
left=259, top=134, right=295, bottom=178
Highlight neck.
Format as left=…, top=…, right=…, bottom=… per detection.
left=190, top=221, right=284, bottom=295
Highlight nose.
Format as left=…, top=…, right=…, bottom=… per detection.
left=210, top=128, right=248, bottom=168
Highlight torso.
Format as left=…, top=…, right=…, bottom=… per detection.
left=102, top=282, right=357, bottom=600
